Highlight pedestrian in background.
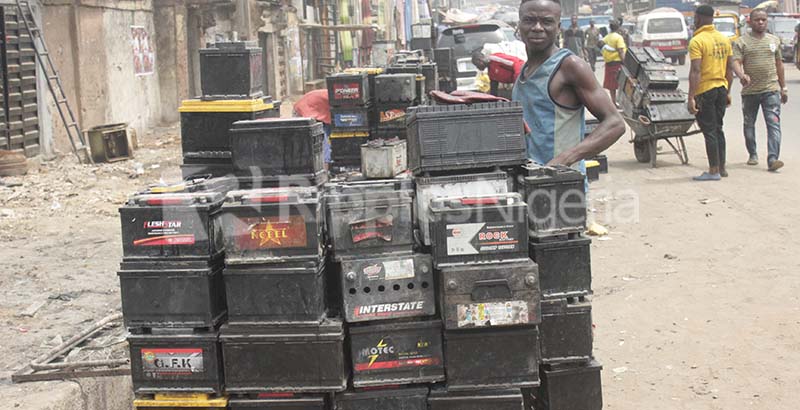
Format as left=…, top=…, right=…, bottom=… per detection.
left=585, top=20, right=601, bottom=72
left=732, top=8, right=786, bottom=172
left=293, top=89, right=332, bottom=165
left=563, top=15, right=586, bottom=60
left=687, top=5, right=734, bottom=181
left=602, top=21, right=627, bottom=107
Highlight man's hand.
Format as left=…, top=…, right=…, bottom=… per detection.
left=781, top=89, right=788, bottom=104
left=688, top=98, right=699, bottom=115
left=739, top=73, right=751, bottom=87
left=547, top=154, right=571, bottom=167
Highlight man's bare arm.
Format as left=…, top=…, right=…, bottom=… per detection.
left=549, top=56, right=626, bottom=166
left=777, top=56, right=787, bottom=103
left=688, top=59, right=702, bottom=114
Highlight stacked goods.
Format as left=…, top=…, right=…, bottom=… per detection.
left=517, top=162, right=603, bottom=410
left=618, top=47, right=694, bottom=138
left=2, top=6, right=40, bottom=156
left=373, top=73, right=418, bottom=141
left=180, top=42, right=280, bottom=178
left=327, top=72, right=373, bottom=168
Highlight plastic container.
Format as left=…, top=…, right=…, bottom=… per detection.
left=428, top=388, right=524, bottom=410
left=361, top=139, right=407, bottom=179
left=438, top=259, right=541, bottom=330
left=443, top=326, right=540, bottom=391
left=376, top=102, right=412, bottom=130
left=327, top=73, right=371, bottom=107
left=428, top=193, right=528, bottom=267
left=330, top=131, right=370, bottom=168
left=325, top=180, right=414, bottom=260
left=221, top=187, right=323, bottom=265
left=335, top=386, right=429, bottom=410
left=179, top=98, right=279, bottom=156
left=223, top=257, right=326, bottom=324
left=220, top=319, right=347, bottom=393
left=118, top=191, right=226, bottom=262
left=133, top=393, right=228, bottom=409
left=540, top=298, right=593, bottom=364
left=528, top=236, right=592, bottom=298
left=348, top=319, right=445, bottom=387
left=230, top=118, right=325, bottom=175
left=374, top=74, right=417, bottom=103
left=407, top=102, right=527, bottom=174
left=229, top=393, right=329, bottom=410
left=118, top=265, right=227, bottom=329
left=415, top=171, right=511, bottom=247
left=330, top=105, right=374, bottom=132
left=340, top=253, right=435, bottom=323
left=517, top=163, right=587, bottom=239
left=536, top=360, right=603, bottom=410
left=200, top=42, right=263, bottom=100
left=128, top=328, right=223, bottom=394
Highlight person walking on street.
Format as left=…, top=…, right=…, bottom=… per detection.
left=585, top=20, right=601, bottom=71
left=687, top=5, right=735, bottom=181
left=602, top=21, right=627, bottom=107
left=563, top=15, right=586, bottom=60
left=732, top=9, right=786, bottom=172
left=513, top=0, right=625, bottom=174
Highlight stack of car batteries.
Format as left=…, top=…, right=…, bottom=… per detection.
left=327, top=72, right=374, bottom=168
left=373, top=73, right=420, bottom=141
left=517, top=162, right=603, bottom=410
left=118, top=176, right=237, bottom=400
left=179, top=41, right=280, bottom=179
left=618, top=47, right=694, bottom=138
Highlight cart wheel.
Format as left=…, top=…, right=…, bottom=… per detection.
left=633, top=139, right=650, bottom=163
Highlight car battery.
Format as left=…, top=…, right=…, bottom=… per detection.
left=221, top=187, right=323, bottom=265
left=415, top=171, right=511, bottom=247
left=330, top=131, right=370, bottom=168
left=145, top=176, right=238, bottom=195
left=428, top=388, right=524, bottom=410
left=340, top=253, right=435, bottom=323
left=327, top=72, right=371, bottom=107
left=371, top=127, right=407, bottom=141
left=235, top=172, right=329, bottom=191
left=428, top=193, right=528, bottom=267
left=133, top=393, right=228, bottom=410
left=644, top=89, right=686, bottom=105
left=374, top=74, right=417, bottom=103
left=119, top=191, right=226, bottom=263
left=529, top=236, right=592, bottom=298
left=348, top=319, right=445, bottom=388
left=229, top=393, right=329, bottom=410
left=200, top=42, right=264, bottom=100
left=220, top=319, right=347, bottom=393
left=438, top=258, right=540, bottom=330
left=517, top=163, right=586, bottom=239
left=421, top=63, right=439, bottom=94
left=343, top=67, right=384, bottom=101
left=376, top=102, right=412, bottom=130
left=231, top=118, right=325, bottom=176
left=325, top=179, right=414, bottom=260
left=181, top=158, right=235, bottom=179
left=536, top=360, right=603, bottom=410
left=128, top=328, right=223, bottom=394
left=224, top=256, right=326, bottom=324
left=443, top=325, right=540, bottom=390
left=361, top=139, right=407, bottom=179
left=637, top=64, right=679, bottom=90
left=118, top=264, right=227, bottom=329
left=179, top=98, right=279, bottom=157
left=540, top=298, right=593, bottom=364
left=335, top=386, right=429, bottom=410
left=407, top=102, right=527, bottom=174
left=330, top=105, right=375, bottom=133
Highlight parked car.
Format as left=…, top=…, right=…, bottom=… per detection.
left=632, top=7, right=690, bottom=65
left=767, top=15, right=800, bottom=62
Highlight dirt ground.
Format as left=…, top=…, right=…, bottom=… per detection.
left=1, top=66, right=799, bottom=409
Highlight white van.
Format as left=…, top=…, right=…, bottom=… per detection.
left=632, top=8, right=690, bottom=65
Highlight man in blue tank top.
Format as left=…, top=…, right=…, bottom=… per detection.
left=513, top=0, right=625, bottom=172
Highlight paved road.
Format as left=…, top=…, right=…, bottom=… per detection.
left=590, top=60, right=800, bottom=409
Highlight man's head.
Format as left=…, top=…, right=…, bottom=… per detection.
left=471, top=50, right=489, bottom=71
left=519, top=0, right=562, bottom=53
left=749, top=9, right=768, bottom=34
left=571, top=15, right=578, bottom=27
left=609, top=21, right=620, bottom=32
left=589, top=19, right=595, bottom=27
left=694, top=5, right=715, bottom=28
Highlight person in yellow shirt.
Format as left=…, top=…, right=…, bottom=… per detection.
left=602, top=21, right=627, bottom=107
left=687, top=5, right=736, bottom=181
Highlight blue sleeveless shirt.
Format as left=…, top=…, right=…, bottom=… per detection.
left=512, top=48, right=586, bottom=175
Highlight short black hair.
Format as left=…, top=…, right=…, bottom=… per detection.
left=695, top=5, right=714, bottom=17
left=521, top=0, right=561, bottom=5
left=750, top=8, right=768, bottom=17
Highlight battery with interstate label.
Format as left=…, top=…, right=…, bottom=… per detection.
left=428, top=193, right=528, bottom=267
left=348, top=319, right=445, bottom=388
left=341, top=253, right=435, bottom=323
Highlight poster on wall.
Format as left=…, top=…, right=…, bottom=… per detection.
left=131, top=26, right=155, bottom=76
